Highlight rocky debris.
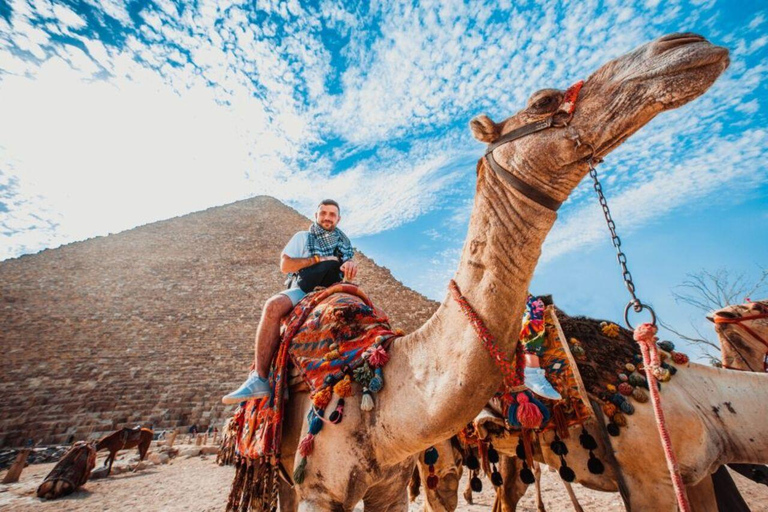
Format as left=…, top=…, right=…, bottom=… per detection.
left=0, top=196, right=439, bottom=448
left=0, top=445, right=72, bottom=470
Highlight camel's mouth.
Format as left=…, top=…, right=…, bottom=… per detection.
left=588, top=34, right=729, bottom=158
left=631, top=34, right=730, bottom=88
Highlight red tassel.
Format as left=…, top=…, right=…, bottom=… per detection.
left=427, top=473, right=439, bottom=489
left=516, top=393, right=543, bottom=429
left=298, top=434, right=314, bottom=457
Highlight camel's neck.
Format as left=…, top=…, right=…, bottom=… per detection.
left=682, top=365, right=768, bottom=466
left=374, top=166, right=558, bottom=460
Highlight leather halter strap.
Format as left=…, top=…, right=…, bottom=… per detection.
left=482, top=80, right=584, bottom=212
left=484, top=118, right=563, bottom=212
left=715, top=312, right=768, bottom=351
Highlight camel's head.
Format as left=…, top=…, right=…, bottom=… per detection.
left=471, top=33, right=730, bottom=203
left=708, top=300, right=768, bottom=371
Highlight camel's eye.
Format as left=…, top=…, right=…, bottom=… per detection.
left=533, top=97, right=556, bottom=109
left=716, top=311, right=738, bottom=319
left=526, top=90, right=563, bottom=113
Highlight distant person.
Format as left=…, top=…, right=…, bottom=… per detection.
left=222, top=199, right=358, bottom=404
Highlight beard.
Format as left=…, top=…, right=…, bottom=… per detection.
left=320, top=220, right=335, bottom=231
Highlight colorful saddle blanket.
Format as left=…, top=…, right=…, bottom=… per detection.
left=494, top=302, right=593, bottom=433
left=230, top=283, right=401, bottom=487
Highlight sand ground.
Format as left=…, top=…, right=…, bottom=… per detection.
left=1, top=444, right=767, bottom=511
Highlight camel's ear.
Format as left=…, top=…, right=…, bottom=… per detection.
left=470, top=115, right=500, bottom=143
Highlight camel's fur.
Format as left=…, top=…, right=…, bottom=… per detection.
left=711, top=299, right=768, bottom=372
left=274, top=33, right=730, bottom=511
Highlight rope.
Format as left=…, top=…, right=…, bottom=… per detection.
left=449, top=279, right=524, bottom=388
left=634, top=323, right=690, bottom=512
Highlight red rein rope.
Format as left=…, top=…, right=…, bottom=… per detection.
left=634, top=323, right=691, bottom=512
left=449, top=280, right=525, bottom=388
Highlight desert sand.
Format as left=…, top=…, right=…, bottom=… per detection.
left=2, top=443, right=767, bottom=511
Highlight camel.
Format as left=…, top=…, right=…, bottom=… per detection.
left=416, top=301, right=768, bottom=512
left=417, top=306, right=768, bottom=512
left=710, top=299, right=768, bottom=372
left=264, top=33, right=731, bottom=511
left=95, top=426, right=153, bottom=476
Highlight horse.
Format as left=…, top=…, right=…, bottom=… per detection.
left=95, top=426, right=153, bottom=476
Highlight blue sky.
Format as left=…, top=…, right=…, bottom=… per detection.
left=1, top=0, right=766, bottom=362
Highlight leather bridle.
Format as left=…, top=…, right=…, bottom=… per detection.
left=482, top=80, right=584, bottom=212
left=714, top=312, right=768, bottom=371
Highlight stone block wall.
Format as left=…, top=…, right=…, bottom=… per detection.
left=0, top=196, right=438, bottom=447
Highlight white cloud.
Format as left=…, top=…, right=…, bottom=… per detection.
left=542, top=129, right=768, bottom=262
left=0, top=0, right=766, bottom=269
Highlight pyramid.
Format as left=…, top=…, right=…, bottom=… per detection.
left=0, top=196, right=439, bottom=447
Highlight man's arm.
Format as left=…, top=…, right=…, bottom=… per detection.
left=280, top=254, right=336, bottom=274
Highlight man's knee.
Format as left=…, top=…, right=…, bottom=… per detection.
left=263, top=294, right=293, bottom=320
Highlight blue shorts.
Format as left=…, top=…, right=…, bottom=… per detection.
left=280, top=287, right=307, bottom=307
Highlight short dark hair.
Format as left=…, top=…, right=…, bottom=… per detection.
left=317, top=199, right=340, bottom=214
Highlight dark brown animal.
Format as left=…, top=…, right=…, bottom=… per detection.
left=37, top=441, right=96, bottom=499
left=95, top=427, right=153, bottom=476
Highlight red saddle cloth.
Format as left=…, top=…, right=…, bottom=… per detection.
left=233, top=282, right=400, bottom=461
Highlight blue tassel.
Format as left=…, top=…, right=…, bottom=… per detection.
left=368, top=368, right=384, bottom=393
left=308, top=409, right=324, bottom=435
left=507, top=402, right=521, bottom=427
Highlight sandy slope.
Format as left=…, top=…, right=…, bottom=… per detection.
left=1, top=446, right=767, bottom=511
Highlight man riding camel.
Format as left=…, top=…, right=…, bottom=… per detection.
left=222, top=199, right=358, bottom=404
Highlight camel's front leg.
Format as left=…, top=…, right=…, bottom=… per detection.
left=362, top=460, right=414, bottom=512
left=493, top=455, right=529, bottom=512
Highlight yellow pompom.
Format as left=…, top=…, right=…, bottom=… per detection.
left=334, top=375, right=353, bottom=398
left=311, top=387, right=332, bottom=409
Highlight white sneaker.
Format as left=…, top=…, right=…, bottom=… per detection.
left=524, top=367, right=562, bottom=400
left=222, top=372, right=270, bottom=404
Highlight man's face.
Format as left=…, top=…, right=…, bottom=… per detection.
left=315, top=204, right=340, bottom=231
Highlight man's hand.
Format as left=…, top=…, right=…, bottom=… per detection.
left=340, top=260, right=358, bottom=282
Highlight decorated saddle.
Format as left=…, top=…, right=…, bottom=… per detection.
left=461, top=295, right=690, bottom=492
left=227, top=283, right=403, bottom=512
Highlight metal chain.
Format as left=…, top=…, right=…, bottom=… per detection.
left=585, top=154, right=657, bottom=329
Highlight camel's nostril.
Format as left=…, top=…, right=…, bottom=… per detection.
left=659, top=32, right=706, bottom=43
left=654, top=33, right=708, bottom=54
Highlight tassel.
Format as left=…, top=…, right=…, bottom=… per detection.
left=424, top=446, right=439, bottom=465
left=329, top=399, right=345, bottom=424
left=293, top=457, right=307, bottom=484
left=491, top=467, right=503, bottom=487
left=579, top=428, right=598, bottom=451
left=470, top=473, right=483, bottom=492
left=360, top=389, right=374, bottom=411
left=368, top=368, right=384, bottom=393
left=311, top=387, right=332, bottom=409
left=516, top=393, right=543, bottom=430
left=558, top=458, right=575, bottom=482
left=308, top=409, right=324, bottom=435
left=298, top=434, right=315, bottom=457
left=426, top=472, right=439, bottom=489
left=588, top=451, right=605, bottom=474
left=333, top=376, right=353, bottom=398
left=519, top=461, right=535, bottom=484
left=465, top=453, right=480, bottom=470
left=368, top=346, right=389, bottom=367
left=487, top=444, right=499, bottom=464
left=550, top=434, right=568, bottom=456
